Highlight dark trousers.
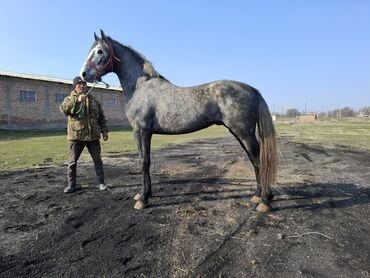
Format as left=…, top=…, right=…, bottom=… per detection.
left=68, top=140, right=104, bottom=186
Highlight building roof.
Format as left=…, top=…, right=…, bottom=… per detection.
left=0, top=70, right=122, bottom=92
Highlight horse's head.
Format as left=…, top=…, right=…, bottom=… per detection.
left=80, top=30, right=120, bottom=83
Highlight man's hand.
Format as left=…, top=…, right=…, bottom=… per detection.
left=78, top=94, right=87, bottom=102
left=102, top=132, right=109, bottom=141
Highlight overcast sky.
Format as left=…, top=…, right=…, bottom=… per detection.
left=1, top=0, right=369, bottom=113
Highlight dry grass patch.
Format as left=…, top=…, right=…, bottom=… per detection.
left=158, top=165, right=196, bottom=176
left=223, top=160, right=255, bottom=179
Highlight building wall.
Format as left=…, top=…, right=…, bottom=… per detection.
left=0, top=75, right=128, bottom=130
left=299, top=114, right=317, bottom=122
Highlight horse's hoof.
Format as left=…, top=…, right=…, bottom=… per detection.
left=134, top=201, right=147, bottom=210
left=251, top=196, right=262, bottom=204
left=134, top=193, right=141, bottom=201
left=256, top=203, right=271, bottom=213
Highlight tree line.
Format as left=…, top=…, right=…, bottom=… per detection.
left=280, top=106, right=370, bottom=118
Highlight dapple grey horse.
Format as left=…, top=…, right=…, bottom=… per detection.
left=80, top=30, right=277, bottom=212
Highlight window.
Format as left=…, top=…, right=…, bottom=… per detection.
left=105, top=98, right=116, bottom=107
left=19, top=91, right=36, bottom=102
left=55, top=93, right=68, bottom=103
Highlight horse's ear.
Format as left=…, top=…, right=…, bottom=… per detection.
left=100, top=29, right=107, bottom=41
left=94, top=32, right=99, bottom=41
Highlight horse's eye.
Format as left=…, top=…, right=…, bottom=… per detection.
left=97, top=49, right=103, bottom=54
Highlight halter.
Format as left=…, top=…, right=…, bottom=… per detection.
left=86, top=41, right=121, bottom=81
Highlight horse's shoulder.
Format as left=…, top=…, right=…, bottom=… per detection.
left=134, top=76, right=147, bottom=88
left=137, top=77, right=174, bottom=93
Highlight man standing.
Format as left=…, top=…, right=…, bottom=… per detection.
left=60, top=76, right=109, bottom=193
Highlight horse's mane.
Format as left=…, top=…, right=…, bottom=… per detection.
left=106, top=36, right=168, bottom=81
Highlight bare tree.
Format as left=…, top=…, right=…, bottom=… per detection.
left=341, top=107, right=355, bottom=117
left=328, top=107, right=355, bottom=117
left=286, top=108, right=300, bottom=117
left=359, top=106, right=370, bottom=116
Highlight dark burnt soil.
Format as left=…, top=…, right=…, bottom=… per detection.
left=1, top=136, right=370, bottom=278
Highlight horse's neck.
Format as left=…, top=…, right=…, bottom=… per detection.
left=117, top=72, right=143, bottom=101
left=113, top=43, right=146, bottom=101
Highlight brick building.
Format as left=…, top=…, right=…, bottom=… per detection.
left=0, top=70, right=128, bottom=130
left=298, top=114, right=317, bottom=122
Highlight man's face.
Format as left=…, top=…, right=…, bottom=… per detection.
left=75, top=82, right=87, bottom=94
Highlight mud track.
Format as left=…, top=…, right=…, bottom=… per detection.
left=1, top=136, right=370, bottom=277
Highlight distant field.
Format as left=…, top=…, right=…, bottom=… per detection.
left=0, top=126, right=229, bottom=170
left=0, top=118, right=369, bottom=170
left=274, top=117, right=370, bottom=151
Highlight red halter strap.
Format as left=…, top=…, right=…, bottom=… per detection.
left=86, top=41, right=121, bottom=80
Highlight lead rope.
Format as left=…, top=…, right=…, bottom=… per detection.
left=72, top=80, right=99, bottom=119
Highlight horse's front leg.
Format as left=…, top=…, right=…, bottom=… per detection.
left=134, top=130, right=152, bottom=210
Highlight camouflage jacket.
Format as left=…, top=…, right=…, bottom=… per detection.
left=60, top=90, right=108, bottom=141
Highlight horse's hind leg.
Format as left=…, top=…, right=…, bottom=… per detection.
left=229, top=129, right=273, bottom=212
left=243, top=136, right=273, bottom=202
left=245, top=135, right=273, bottom=205
left=133, top=129, right=152, bottom=209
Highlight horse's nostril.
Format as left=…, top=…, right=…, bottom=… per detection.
left=82, top=72, right=86, bottom=77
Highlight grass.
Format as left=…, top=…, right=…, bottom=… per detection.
left=1, top=118, right=369, bottom=171
left=275, top=117, right=370, bottom=151
left=0, top=125, right=229, bottom=170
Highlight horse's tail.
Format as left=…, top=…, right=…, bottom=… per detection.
left=256, top=91, right=278, bottom=197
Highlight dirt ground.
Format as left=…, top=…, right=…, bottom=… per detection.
left=1, top=135, right=370, bottom=278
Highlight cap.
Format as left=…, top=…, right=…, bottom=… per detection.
left=73, top=76, right=86, bottom=88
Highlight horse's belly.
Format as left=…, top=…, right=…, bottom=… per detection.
left=153, top=107, right=219, bottom=134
